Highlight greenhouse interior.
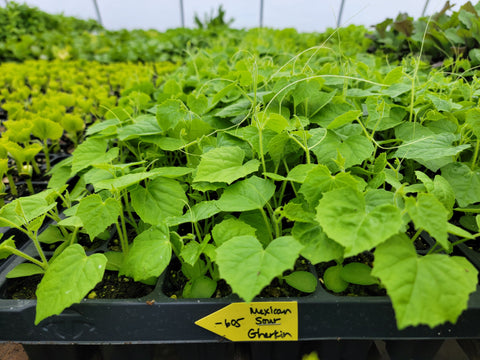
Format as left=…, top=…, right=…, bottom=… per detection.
left=1, top=0, right=480, bottom=359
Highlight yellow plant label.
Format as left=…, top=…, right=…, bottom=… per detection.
left=195, top=301, right=298, bottom=341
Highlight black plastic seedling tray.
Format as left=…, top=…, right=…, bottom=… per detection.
left=1, top=240, right=480, bottom=344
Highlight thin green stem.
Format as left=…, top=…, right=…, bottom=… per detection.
left=427, top=243, right=441, bottom=255
left=409, top=17, right=430, bottom=123
left=115, top=221, right=128, bottom=255
left=271, top=162, right=281, bottom=209
left=70, top=227, right=79, bottom=246
left=471, top=139, right=479, bottom=170
left=252, top=59, right=258, bottom=115
left=26, top=178, right=35, bottom=195
left=265, top=202, right=280, bottom=239
left=376, top=138, right=400, bottom=145
left=302, top=129, right=311, bottom=165
left=112, top=189, right=129, bottom=254
left=287, top=133, right=308, bottom=154
left=5, top=246, right=46, bottom=269
left=7, top=173, right=17, bottom=196
left=450, top=233, right=480, bottom=247
left=259, top=207, right=274, bottom=243
left=454, top=208, right=480, bottom=213
left=258, top=126, right=267, bottom=176
left=120, top=141, right=140, bottom=162
left=276, top=181, right=288, bottom=209
left=119, top=212, right=129, bottom=254
left=122, top=191, right=137, bottom=231
left=43, top=142, right=51, bottom=172
left=0, top=217, right=29, bottom=237
left=281, top=159, right=299, bottom=199
left=193, top=222, right=203, bottom=242
left=30, top=231, right=48, bottom=267
left=54, top=223, right=70, bottom=240
left=31, top=159, right=40, bottom=176
left=55, top=191, right=71, bottom=209
left=411, top=228, right=423, bottom=243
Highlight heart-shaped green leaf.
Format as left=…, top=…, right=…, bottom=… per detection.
left=215, top=235, right=303, bottom=302
left=71, top=137, right=119, bottom=175
left=405, top=193, right=450, bottom=251
left=292, top=222, right=344, bottom=264
left=299, top=165, right=360, bottom=209
left=32, top=118, right=64, bottom=141
left=120, top=225, right=171, bottom=282
left=76, top=194, right=121, bottom=240
left=316, top=187, right=403, bottom=256
left=156, top=99, right=186, bottom=132
left=35, top=244, right=107, bottom=324
left=212, top=218, right=257, bottom=247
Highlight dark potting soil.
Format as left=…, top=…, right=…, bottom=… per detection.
left=58, top=135, right=76, bottom=155
left=413, top=236, right=433, bottom=251
left=1, top=274, right=42, bottom=300
left=4, top=181, right=48, bottom=202
left=1, top=271, right=153, bottom=300
left=87, top=271, right=155, bottom=299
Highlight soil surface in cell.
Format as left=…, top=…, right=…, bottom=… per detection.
left=87, top=271, right=155, bottom=299
left=2, top=271, right=154, bottom=300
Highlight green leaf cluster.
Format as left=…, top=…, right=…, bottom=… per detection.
left=2, top=2, right=480, bottom=332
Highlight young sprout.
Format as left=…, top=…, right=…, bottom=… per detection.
left=0, top=158, right=8, bottom=207
left=3, top=141, right=42, bottom=195
left=61, top=113, right=85, bottom=148
left=31, top=116, right=64, bottom=172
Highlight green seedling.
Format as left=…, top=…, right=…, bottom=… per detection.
left=3, top=141, right=42, bottom=195
left=0, top=189, right=108, bottom=325
left=31, top=117, right=64, bottom=172
left=0, top=159, right=9, bottom=206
